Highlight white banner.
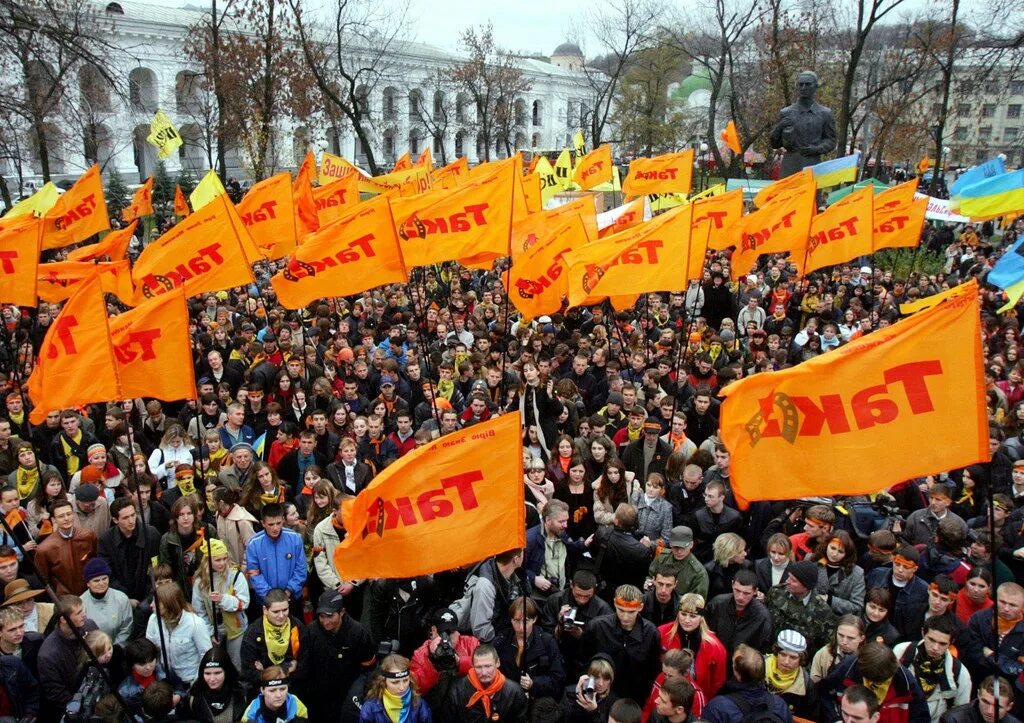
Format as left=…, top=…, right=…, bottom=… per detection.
left=915, top=193, right=971, bottom=224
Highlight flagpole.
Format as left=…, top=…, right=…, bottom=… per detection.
left=670, top=223, right=713, bottom=423
left=193, top=411, right=223, bottom=644
left=407, top=280, right=442, bottom=430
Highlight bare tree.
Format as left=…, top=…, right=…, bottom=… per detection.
left=413, top=70, right=458, bottom=165
left=610, top=40, right=688, bottom=156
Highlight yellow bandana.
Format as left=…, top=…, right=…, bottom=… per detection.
left=262, top=616, right=291, bottom=665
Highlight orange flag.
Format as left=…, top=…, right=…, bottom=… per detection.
left=874, top=181, right=926, bottom=252
left=432, top=157, right=469, bottom=189
left=109, top=288, right=195, bottom=402
left=413, top=147, right=433, bottom=169
left=526, top=156, right=540, bottom=175
left=67, top=221, right=137, bottom=263
left=124, top=177, right=154, bottom=223
left=565, top=204, right=693, bottom=307
left=271, top=195, right=407, bottom=310
left=38, top=260, right=135, bottom=306
left=622, top=150, right=694, bottom=197
left=236, top=173, right=299, bottom=260
left=721, top=120, right=742, bottom=155
left=753, top=168, right=814, bottom=208
left=522, top=172, right=543, bottom=214
left=131, top=194, right=256, bottom=304
left=293, top=150, right=319, bottom=237
left=43, top=164, right=110, bottom=250
left=27, top=274, right=120, bottom=423
left=313, top=175, right=361, bottom=227
left=729, top=180, right=816, bottom=278
left=510, top=214, right=589, bottom=320
left=877, top=178, right=919, bottom=207
left=598, top=197, right=650, bottom=238
left=572, top=145, right=613, bottom=191
left=0, top=218, right=42, bottom=307
left=719, top=280, right=987, bottom=508
left=174, top=186, right=190, bottom=218
left=391, top=162, right=514, bottom=268
left=334, top=413, right=524, bottom=580
left=511, top=196, right=598, bottom=261
left=698, top=189, right=745, bottom=251
left=392, top=152, right=412, bottom=173
left=805, top=186, right=875, bottom=274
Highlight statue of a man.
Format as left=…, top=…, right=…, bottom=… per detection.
left=770, top=70, right=837, bottom=178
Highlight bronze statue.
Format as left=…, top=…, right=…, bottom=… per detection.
left=770, top=71, right=837, bottom=178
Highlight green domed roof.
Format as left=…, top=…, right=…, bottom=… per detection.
left=673, top=68, right=714, bottom=102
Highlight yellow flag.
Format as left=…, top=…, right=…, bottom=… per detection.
left=573, top=131, right=586, bottom=156
left=554, top=150, right=573, bottom=191
left=5, top=183, right=59, bottom=219
left=573, top=145, right=613, bottom=192
left=147, top=111, right=183, bottom=160
left=319, top=152, right=362, bottom=187
left=535, top=157, right=560, bottom=204
left=190, top=170, right=227, bottom=211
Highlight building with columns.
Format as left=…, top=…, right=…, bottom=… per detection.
left=4, top=0, right=598, bottom=193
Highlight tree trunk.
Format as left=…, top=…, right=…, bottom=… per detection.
left=212, top=0, right=228, bottom=182
left=930, top=0, right=959, bottom=197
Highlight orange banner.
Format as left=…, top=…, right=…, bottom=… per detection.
left=878, top=178, right=919, bottom=207
left=565, top=204, right=693, bottom=307
left=271, top=195, right=407, bottom=310
left=511, top=197, right=598, bottom=261
left=67, top=221, right=137, bottom=263
left=698, top=189, right=745, bottom=251
left=510, top=214, right=589, bottom=320
left=313, top=175, right=361, bottom=227
left=413, top=147, right=433, bottom=169
left=753, top=168, right=814, bottom=208
left=729, top=180, right=816, bottom=277
left=805, top=186, right=874, bottom=274
left=174, top=185, right=190, bottom=218
left=38, top=259, right=134, bottom=306
left=392, top=152, right=412, bottom=173
left=432, top=157, right=469, bottom=189
left=573, top=145, right=613, bottom=191
left=293, top=150, right=320, bottom=237
left=124, top=177, right=154, bottom=223
left=237, top=173, right=298, bottom=260
left=43, top=165, right=110, bottom=250
left=391, top=162, right=514, bottom=268
left=334, top=413, right=525, bottom=580
left=109, top=289, right=196, bottom=402
left=720, top=280, right=987, bottom=508
left=131, top=194, right=256, bottom=304
left=0, top=218, right=42, bottom=307
left=622, top=150, right=694, bottom=197
left=874, top=190, right=926, bottom=253
left=522, top=172, right=542, bottom=214
left=27, top=274, right=120, bottom=423
left=721, top=121, right=742, bottom=155
left=598, top=197, right=649, bottom=238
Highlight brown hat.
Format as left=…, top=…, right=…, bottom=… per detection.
left=1, top=579, right=43, bottom=607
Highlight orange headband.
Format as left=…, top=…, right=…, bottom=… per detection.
left=0, top=555, right=17, bottom=565
left=893, top=555, right=918, bottom=569
left=614, top=597, right=643, bottom=611
left=929, top=582, right=956, bottom=601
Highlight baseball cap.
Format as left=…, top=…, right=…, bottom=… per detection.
left=433, top=607, right=459, bottom=633
left=670, top=526, right=693, bottom=547
left=316, top=590, right=345, bottom=615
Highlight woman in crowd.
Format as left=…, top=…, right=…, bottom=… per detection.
left=24, top=469, right=70, bottom=538
left=809, top=614, right=866, bottom=683
left=630, top=473, right=672, bottom=547
left=192, top=538, right=249, bottom=671
left=545, top=434, right=578, bottom=488
left=359, top=653, right=433, bottom=722
left=240, top=462, right=288, bottom=519
left=592, top=459, right=637, bottom=527
left=524, top=456, right=554, bottom=511
left=764, top=629, right=821, bottom=720
left=148, top=425, right=196, bottom=490
left=187, top=647, right=247, bottom=723
left=955, top=566, right=993, bottom=624
left=145, top=582, right=213, bottom=686
left=241, top=667, right=309, bottom=723
left=553, top=456, right=596, bottom=542
left=812, top=530, right=865, bottom=615
left=756, top=532, right=795, bottom=595
left=705, top=532, right=752, bottom=600
left=658, top=593, right=727, bottom=697
left=862, top=587, right=900, bottom=646
left=160, top=497, right=216, bottom=599
left=563, top=655, right=618, bottom=722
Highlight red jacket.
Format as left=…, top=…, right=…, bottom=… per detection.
left=658, top=623, right=727, bottom=698
left=410, top=634, right=480, bottom=693
left=641, top=672, right=705, bottom=722
left=386, top=432, right=417, bottom=458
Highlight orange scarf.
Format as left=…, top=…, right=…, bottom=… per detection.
left=998, top=612, right=1023, bottom=638
left=466, top=668, right=506, bottom=719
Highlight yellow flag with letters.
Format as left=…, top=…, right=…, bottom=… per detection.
left=573, top=131, right=586, bottom=156
left=4, top=183, right=60, bottom=219
left=147, top=111, right=183, bottom=160
left=535, top=156, right=560, bottom=204
left=554, top=150, right=574, bottom=191
left=189, top=170, right=227, bottom=211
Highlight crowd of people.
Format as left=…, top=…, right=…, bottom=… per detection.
left=0, top=185, right=1020, bottom=723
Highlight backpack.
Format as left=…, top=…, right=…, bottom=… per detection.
left=448, top=562, right=484, bottom=632
left=726, top=691, right=789, bottom=723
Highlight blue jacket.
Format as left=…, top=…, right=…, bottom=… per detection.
left=245, top=528, right=307, bottom=601
left=359, top=696, right=434, bottom=722
left=700, top=681, right=794, bottom=723
left=242, top=692, right=308, bottom=722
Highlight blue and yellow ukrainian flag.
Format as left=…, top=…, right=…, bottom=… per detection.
left=810, top=152, right=860, bottom=189
left=986, top=234, right=1024, bottom=312
left=253, top=431, right=267, bottom=459
left=953, top=168, right=1024, bottom=220
left=950, top=156, right=1006, bottom=196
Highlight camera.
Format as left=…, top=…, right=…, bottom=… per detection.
left=583, top=675, right=596, bottom=701
left=562, top=607, right=581, bottom=630
left=377, top=639, right=399, bottom=658
left=431, top=631, right=458, bottom=671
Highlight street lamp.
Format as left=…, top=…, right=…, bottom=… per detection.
left=699, top=142, right=709, bottom=192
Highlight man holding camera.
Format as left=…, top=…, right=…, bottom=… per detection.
left=541, top=570, right=611, bottom=679
left=411, top=608, right=480, bottom=695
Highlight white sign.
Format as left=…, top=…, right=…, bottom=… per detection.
left=914, top=193, right=971, bottom=224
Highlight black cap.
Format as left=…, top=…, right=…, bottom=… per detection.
left=316, top=589, right=344, bottom=615
left=433, top=607, right=458, bottom=633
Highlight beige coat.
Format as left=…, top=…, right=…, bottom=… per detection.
left=591, top=473, right=639, bottom=526
left=215, top=504, right=257, bottom=564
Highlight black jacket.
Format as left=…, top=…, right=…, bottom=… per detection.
left=580, top=614, right=661, bottom=703
left=621, top=438, right=672, bottom=481
left=496, top=628, right=565, bottom=700
left=98, top=524, right=160, bottom=602
left=239, top=615, right=304, bottom=687
left=592, top=526, right=654, bottom=595
left=704, top=592, right=774, bottom=657
left=449, top=675, right=528, bottom=722
left=293, top=615, right=377, bottom=721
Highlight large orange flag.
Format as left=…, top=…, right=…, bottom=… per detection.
left=237, top=173, right=298, bottom=260
left=67, top=221, right=137, bottom=262
left=572, top=145, right=613, bottom=191
left=753, top=168, right=814, bottom=208
left=729, top=180, right=816, bottom=277
left=174, top=186, right=190, bottom=218
left=392, top=152, right=412, bottom=173
left=698, top=189, right=745, bottom=251
left=43, top=164, right=110, bottom=250
left=511, top=197, right=598, bottom=260
left=432, top=157, right=469, bottom=189
left=109, top=289, right=196, bottom=402
left=565, top=204, right=693, bottom=307
left=131, top=194, right=256, bottom=304
left=413, top=147, right=433, bottom=169
left=27, top=274, right=120, bottom=423
left=293, top=150, right=320, bottom=237
left=622, top=150, right=694, bottom=197
left=38, top=260, right=135, bottom=306
left=804, top=186, right=874, bottom=274
left=271, top=195, right=407, bottom=310
left=510, top=214, right=589, bottom=320
left=0, top=218, right=42, bottom=307
left=313, top=175, right=361, bottom=227
left=874, top=181, right=926, bottom=252
left=123, top=177, right=154, bottom=223
left=720, top=280, right=987, bottom=508
left=334, top=413, right=524, bottom=580
left=597, top=197, right=649, bottom=238
left=391, top=162, right=514, bottom=268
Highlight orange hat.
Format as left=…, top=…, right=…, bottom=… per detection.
left=435, top=398, right=453, bottom=411
left=337, top=348, right=354, bottom=363
left=688, top=332, right=702, bottom=343
left=80, top=466, right=103, bottom=484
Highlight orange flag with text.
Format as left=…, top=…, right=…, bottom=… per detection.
left=0, top=218, right=42, bottom=307
left=27, top=274, right=120, bottom=423
left=109, top=289, right=196, bottom=402
left=414, top=147, right=433, bottom=169
left=392, top=152, right=412, bottom=173
left=511, top=197, right=598, bottom=260
left=432, top=157, right=469, bottom=189
left=597, top=197, right=649, bottom=238
left=313, top=175, right=361, bottom=227
left=124, top=177, right=154, bottom=223
left=804, top=186, right=874, bottom=274
left=573, top=145, right=613, bottom=191
left=510, top=214, right=589, bottom=320
left=874, top=180, right=926, bottom=252
left=698, top=189, right=745, bottom=251
left=43, top=164, right=110, bottom=250
left=622, top=150, right=694, bottom=197
left=334, top=413, right=524, bottom=580
left=753, top=168, right=813, bottom=208
left=729, top=180, right=816, bottom=277
left=174, top=186, right=190, bottom=218
left=236, top=173, right=298, bottom=260
left=272, top=194, right=407, bottom=310
left=67, top=221, right=137, bottom=262
left=719, top=280, right=987, bottom=508
left=131, top=194, right=256, bottom=304
left=293, top=150, right=320, bottom=237
left=38, top=260, right=135, bottom=306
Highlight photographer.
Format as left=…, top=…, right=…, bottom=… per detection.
left=411, top=608, right=480, bottom=697
left=587, top=504, right=655, bottom=599
left=562, top=654, right=618, bottom=722
left=540, top=570, right=611, bottom=679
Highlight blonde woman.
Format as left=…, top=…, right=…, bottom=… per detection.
left=148, top=424, right=197, bottom=489
left=704, top=532, right=751, bottom=599
left=359, top=653, right=433, bottom=722
left=658, top=593, right=727, bottom=697
left=192, top=537, right=249, bottom=671
left=145, top=582, right=213, bottom=685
